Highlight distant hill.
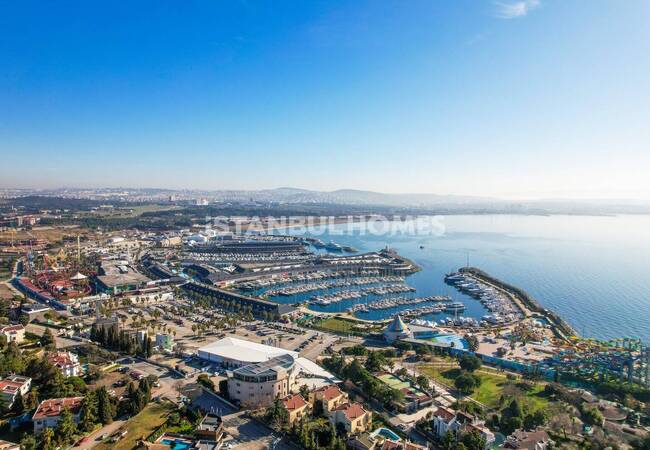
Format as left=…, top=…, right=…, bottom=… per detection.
left=2, top=187, right=650, bottom=215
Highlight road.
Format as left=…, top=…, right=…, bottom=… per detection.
left=76, top=419, right=126, bottom=450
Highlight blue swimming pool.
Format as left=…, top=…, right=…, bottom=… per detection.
left=161, top=438, right=192, bottom=450
left=372, top=427, right=401, bottom=441
left=432, top=333, right=468, bottom=350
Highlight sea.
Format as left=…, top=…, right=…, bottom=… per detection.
left=275, top=214, right=650, bottom=343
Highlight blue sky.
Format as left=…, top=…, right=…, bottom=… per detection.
left=1, top=0, right=649, bottom=199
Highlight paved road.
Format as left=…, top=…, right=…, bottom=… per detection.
left=76, top=419, right=126, bottom=449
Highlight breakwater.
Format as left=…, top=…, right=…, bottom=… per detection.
left=459, top=266, right=576, bottom=338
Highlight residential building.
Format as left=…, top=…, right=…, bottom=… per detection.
left=195, top=413, right=224, bottom=442
left=0, top=325, right=25, bottom=344
left=46, top=351, right=81, bottom=377
left=0, top=375, right=31, bottom=407
left=501, top=429, right=553, bottom=450
left=32, top=397, right=83, bottom=433
left=310, top=384, right=348, bottom=415
left=330, top=402, right=372, bottom=434
left=281, top=394, right=309, bottom=424
left=431, top=406, right=495, bottom=450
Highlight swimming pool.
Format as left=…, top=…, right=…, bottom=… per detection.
left=432, top=333, right=468, bottom=350
left=161, top=438, right=192, bottom=450
left=371, top=427, right=401, bottom=441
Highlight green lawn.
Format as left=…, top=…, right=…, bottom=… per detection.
left=314, top=316, right=382, bottom=334
left=95, top=401, right=175, bottom=450
left=419, top=366, right=549, bottom=411
left=314, top=317, right=357, bottom=333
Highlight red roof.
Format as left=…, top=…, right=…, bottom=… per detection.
left=316, top=384, right=344, bottom=401
left=33, top=397, right=83, bottom=420
left=0, top=325, right=24, bottom=334
left=47, top=351, right=78, bottom=369
left=334, top=402, right=367, bottom=420
left=282, top=394, right=307, bottom=411
left=0, top=375, right=30, bottom=393
left=434, top=406, right=455, bottom=422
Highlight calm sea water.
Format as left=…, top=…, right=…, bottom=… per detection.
left=281, top=215, right=650, bottom=343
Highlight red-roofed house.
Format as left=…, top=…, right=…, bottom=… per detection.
left=330, top=402, right=372, bottom=434
left=32, top=397, right=83, bottom=433
left=46, top=351, right=81, bottom=377
left=501, top=429, right=553, bottom=450
left=310, top=384, right=347, bottom=414
left=0, top=325, right=25, bottom=344
left=431, top=407, right=495, bottom=450
left=0, top=375, right=31, bottom=407
left=282, top=394, right=309, bottom=424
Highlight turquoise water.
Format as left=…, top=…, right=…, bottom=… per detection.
left=161, top=439, right=192, bottom=450
left=282, top=215, right=650, bottom=343
left=433, top=334, right=469, bottom=350
left=372, top=427, right=401, bottom=441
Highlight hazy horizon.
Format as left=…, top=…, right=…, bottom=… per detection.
left=2, top=0, right=649, bottom=199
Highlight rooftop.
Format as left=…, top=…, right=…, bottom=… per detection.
left=33, top=397, right=83, bottom=420
left=334, top=402, right=368, bottom=421
left=233, top=353, right=295, bottom=378
left=282, top=394, right=307, bottom=411
left=198, top=336, right=297, bottom=363
left=315, top=384, right=345, bottom=401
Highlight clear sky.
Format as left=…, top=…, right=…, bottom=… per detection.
left=1, top=0, right=649, bottom=199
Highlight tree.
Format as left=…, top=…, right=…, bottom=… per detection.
left=11, top=391, right=25, bottom=414
left=416, top=375, right=430, bottom=391
left=524, top=410, right=547, bottom=430
left=505, top=399, right=523, bottom=419
left=80, top=390, right=99, bottom=432
left=55, top=407, right=77, bottom=445
left=459, top=355, right=482, bottom=373
left=440, top=430, right=458, bottom=450
left=461, top=430, right=487, bottom=450
left=464, top=334, right=480, bottom=353
left=41, top=328, right=56, bottom=350
left=19, top=433, right=37, bottom=450
left=299, top=384, right=310, bottom=400
left=97, top=386, right=114, bottom=424
left=197, top=374, right=215, bottom=391
left=365, top=351, right=387, bottom=373
left=41, top=428, right=56, bottom=450
left=455, top=373, right=480, bottom=395
left=582, top=406, right=604, bottom=427
left=395, top=367, right=409, bottom=378
left=266, top=396, right=288, bottom=428
left=501, top=416, right=523, bottom=435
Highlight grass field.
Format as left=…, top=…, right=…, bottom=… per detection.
left=313, top=316, right=382, bottom=334
left=314, top=317, right=357, bottom=333
left=95, top=401, right=174, bottom=450
left=419, top=365, right=549, bottom=411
